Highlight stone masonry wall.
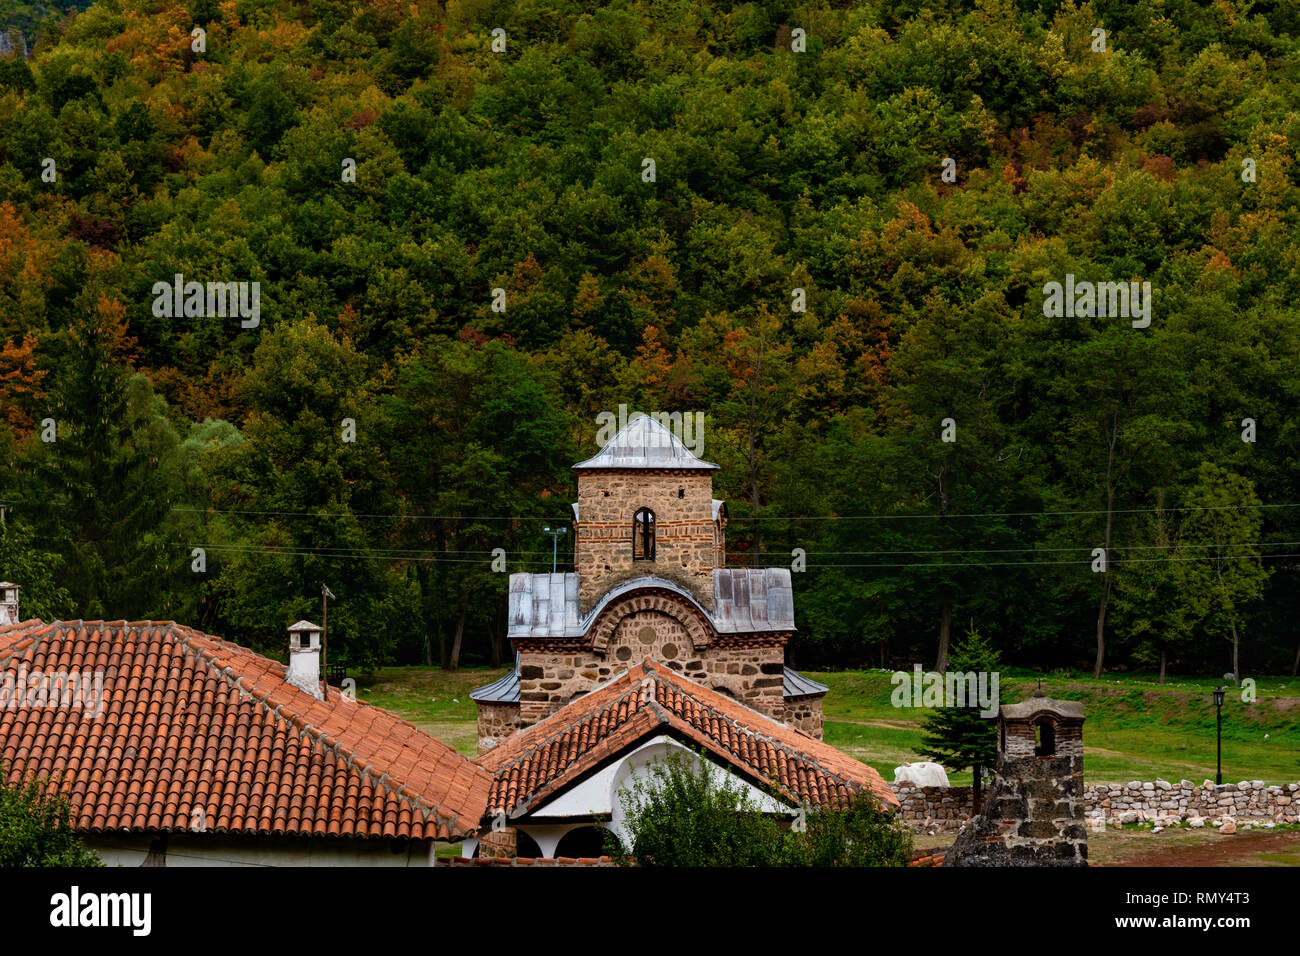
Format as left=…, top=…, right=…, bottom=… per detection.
left=892, top=779, right=1300, bottom=832
left=518, top=623, right=786, bottom=727
left=944, top=753, right=1088, bottom=866
left=785, top=695, right=824, bottom=740
left=575, top=471, right=719, bottom=611
left=476, top=701, right=520, bottom=755
left=449, top=856, right=617, bottom=867
left=1086, top=779, right=1300, bottom=827
left=891, top=785, right=975, bottom=832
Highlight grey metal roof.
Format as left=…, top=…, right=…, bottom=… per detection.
left=506, top=568, right=795, bottom=640
left=1000, top=698, right=1085, bottom=720
left=712, top=568, right=794, bottom=632
left=573, top=413, right=718, bottom=471
left=470, top=652, right=521, bottom=703
left=711, top=499, right=725, bottom=520
left=507, top=573, right=582, bottom=637
left=783, top=666, right=828, bottom=698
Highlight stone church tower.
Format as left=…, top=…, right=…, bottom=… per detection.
left=472, top=413, right=827, bottom=753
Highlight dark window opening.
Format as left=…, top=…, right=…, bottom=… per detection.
left=1034, top=720, right=1056, bottom=757
left=678, top=488, right=685, bottom=498
left=633, top=508, right=656, bottom=560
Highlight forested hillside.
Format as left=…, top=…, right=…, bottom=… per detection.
left=2, top=0, right=1299, bottom=679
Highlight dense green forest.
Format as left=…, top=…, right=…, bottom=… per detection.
left=1, top=0, right=1299, bottom=680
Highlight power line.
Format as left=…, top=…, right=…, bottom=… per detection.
left=186, top=543, right=558, bottom=566
left=170, top=506, right=545, bottom=522
left=7, top=498, right=1297, bottom=525
left=755, top=540, right=1300, bottom=557
left=172, top=500, right=1300, bottom=522
left=798, top=551, right=1300, bottom=570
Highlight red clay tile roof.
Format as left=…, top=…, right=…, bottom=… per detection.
left=0, top=619, right=491, bottom=841
left=476, top=659, right=897, bottom=818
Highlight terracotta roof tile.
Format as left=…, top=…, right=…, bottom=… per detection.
left=0, top=619, right=491, bottom=841
left=476, top=659, right=897, bottom=818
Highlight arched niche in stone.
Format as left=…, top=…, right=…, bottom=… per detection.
left=589, top=591, right=712, bottom=657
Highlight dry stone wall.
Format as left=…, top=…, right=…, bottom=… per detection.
left=891, top=785, right=975, bottom=832
left=1086, top=779, right=1300, bottom=827
left=891, top=779, right=1300, bottom=832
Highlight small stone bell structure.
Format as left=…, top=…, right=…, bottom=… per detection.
left=945, top=689, right=1087, bottom=866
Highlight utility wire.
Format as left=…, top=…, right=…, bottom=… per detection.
left=153, top=500, right=1300, bottom=523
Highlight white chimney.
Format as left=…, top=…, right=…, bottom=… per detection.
left=0, top=582, right=19, bottom=626
left=286, top=620, right=323, bottom=699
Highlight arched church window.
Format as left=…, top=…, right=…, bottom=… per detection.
left=633, top=507, right=655, bottom=560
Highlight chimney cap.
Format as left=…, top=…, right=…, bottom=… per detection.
left=0, top=582, right=18, bottom=589
left=288, top=619, right=321, bottom=633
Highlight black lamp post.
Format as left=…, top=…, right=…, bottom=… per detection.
left=1213, top=686, right=1226, bottom=785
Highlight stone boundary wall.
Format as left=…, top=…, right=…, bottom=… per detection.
left=890, top=785, right=974, bottom=832
left=890, top=780, right=1300, bottom=833
left=1086, top=779, right=1299, bottom=827
left=447, top=855, right=618, bottom=867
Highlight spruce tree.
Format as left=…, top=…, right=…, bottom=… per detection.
left=917, top=622, right=1000, bottom=812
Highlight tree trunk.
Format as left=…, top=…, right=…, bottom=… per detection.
left=449, top=607, right=467, bottom=670
left=417, top=564, right=436, bottom=666
left=489, top=603, right=504, bottom=669
left=437, top=618, right=448, bottom=670
left=747, top=327, right=765, bottom=567
left=935, top=466, right=951, bottom=674
left=1159, top=646, right=1166, bottom=685
left=1094, top=576, right=1111, bottom=680
left=1292, top=640, right=1299, bottom=677
left=1094, top=408, right=1120, bottom=680
left=1231, top=618, right=1240, bottom=686
left=936, top=598, right=952, bottom=674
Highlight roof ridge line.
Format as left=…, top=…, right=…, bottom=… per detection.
left=0, top=620, right=57, bottom=670
left=168, top=626, right=458, bottom=829
left=648, top=664, right=878, bottom=797
left=683, top=693, right=873, bottom=797
left=483, top=677, right=649, bottom=776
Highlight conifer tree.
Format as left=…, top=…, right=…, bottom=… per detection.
left=917, top=623, right=1000, bottom=812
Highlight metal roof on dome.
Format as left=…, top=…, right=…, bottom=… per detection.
left=505, top=569, right=795, bottom=640
left=783, top=667, right=829, bottom=698
left=573, top=413, right=718, bottom=471
left=470, top=652, right=521, bottom=703
left=470, top=660, right=827, bottom=707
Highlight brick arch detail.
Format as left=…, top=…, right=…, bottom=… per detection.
left=589, top=592, right=714, bottom=653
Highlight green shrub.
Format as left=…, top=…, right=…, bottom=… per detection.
left=608, top=750, right=913, bottom=867
left=0, top=763, right=102, bottom=867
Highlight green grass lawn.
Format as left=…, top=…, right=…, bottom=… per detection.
left=353, top=664, right=1300, bottom=786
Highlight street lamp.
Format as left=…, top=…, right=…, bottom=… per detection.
left=542, top=525, right=568, bottom=574
left=1212, top=686, right=1226, bottom=785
